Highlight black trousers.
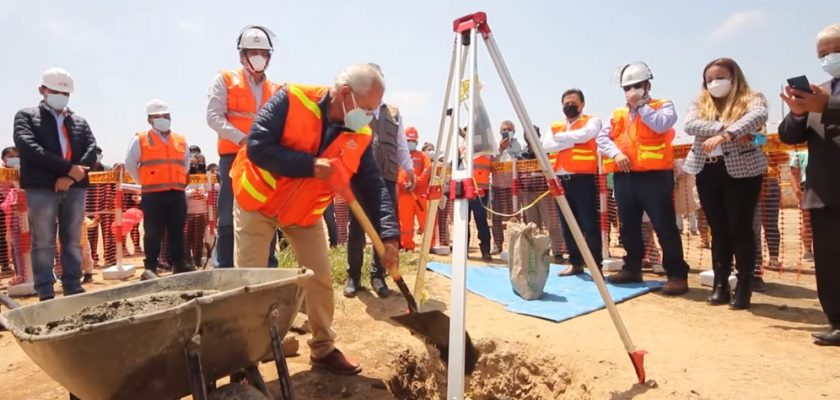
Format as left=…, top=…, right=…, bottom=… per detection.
left=695, top=161, right=762, bottom=278
left=141, top=190, right=187, bottom=269
left=614, top=170, right=689, bottom=278
left=347, top=179, right=397, bottom=282
left=557, top=174, right=602, bottom=266
left=810, top=207, right=840, bottom=328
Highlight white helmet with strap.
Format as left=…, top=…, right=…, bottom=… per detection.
left=237, top=25, right=274, bottom=51
left=618, top=62, right=653, bottom=87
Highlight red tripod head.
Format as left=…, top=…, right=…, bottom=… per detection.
left=452, top=12, right=491, bottom=37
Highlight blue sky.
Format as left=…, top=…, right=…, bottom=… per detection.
left=1, top=1, right=836, bottom=165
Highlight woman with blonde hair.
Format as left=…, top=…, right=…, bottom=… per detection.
left=684, top=57, right=768, bottom=309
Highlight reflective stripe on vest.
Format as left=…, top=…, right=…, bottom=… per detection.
left=218, top=68, right=280, bottom=155
left=137, top=130, right=187, bottom=193
left=603, top=99, right=675, bottom=172
left=230, top=84, right=374, bottom=227
left=551, top=115, right=598, bottom=174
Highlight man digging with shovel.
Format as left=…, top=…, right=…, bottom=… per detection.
left=230, top=63, right=400, bottom=375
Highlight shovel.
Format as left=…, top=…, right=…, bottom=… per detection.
left=328, top=160, right=478, bottom=373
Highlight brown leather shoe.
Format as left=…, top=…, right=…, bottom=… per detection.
left=310, top=349, right=362, bottom=375
left=661, top=278, right=689, bottom=296
left=606, top=270, right=643, bottom=284
left=557, top=264, right=585, bottom=277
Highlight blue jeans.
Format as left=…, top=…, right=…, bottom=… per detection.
left=557, top=174, right=602, bottom=266
left=216, top=155, right=235, bottom=268
left=613, top=171, right=689, bottom=279
left=218, top=154, right=277, bottom=268
left=28, top=188, right=86, bottom=299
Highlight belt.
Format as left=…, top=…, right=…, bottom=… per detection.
left=704, top=156, right=721, bottom=164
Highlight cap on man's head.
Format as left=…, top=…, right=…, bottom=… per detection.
left=41, top=68, right=74, bottom=94
left=146, top=99, right=170, bottom=116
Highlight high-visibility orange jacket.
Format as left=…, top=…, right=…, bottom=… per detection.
left=547, top=114, right=598, bottom=174
left=218, top=68, right=281, bottom=156
left=137, top=130, right=188, bottom=193
left=602, top=99, right=675, bottom=173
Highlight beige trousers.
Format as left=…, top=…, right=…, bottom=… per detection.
left=234, top=204, right=336, bottom=359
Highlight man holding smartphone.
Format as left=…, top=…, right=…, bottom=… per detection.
left=779, top=22, right=840, bottom=346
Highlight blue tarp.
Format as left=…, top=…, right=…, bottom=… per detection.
left=426, top=261, right=663, bottom=322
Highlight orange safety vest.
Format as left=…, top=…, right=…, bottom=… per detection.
left=231, top=84, right=373, bottom=227
left=473, top=155, right=492, bottom=189
left=547, top=115, right=598, bottom=174
left=602, top=99, right=675, bottom=173
left=218, top=68, right=281, bottom=156
left=137, top=130, right=188, bottom=193
left=398, top=150, right=431, bottom=195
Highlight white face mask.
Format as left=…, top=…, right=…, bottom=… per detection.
left=152, top=117, right=171, bottom=132
left=408, top=142, right=418, bottom=151
left=96, top=154, right=103, bottom=163
left=248, top=55, right=268, bottom=73
left=45, top=93, right=69, bottom=110
left=341, top=91, right=373, bottom=132
left=625, top=87, right=645, bottom=101
left=4, top=157, right=20, bottom=169
left=707, top=79, right=733, bottom=98
left=822, top=53, right=840, bottom=79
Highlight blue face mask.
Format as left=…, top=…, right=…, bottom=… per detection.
left=342, top=91, right=373, bottom=132
left=408, top=142, right=418, bottom=151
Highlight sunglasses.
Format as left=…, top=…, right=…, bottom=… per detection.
left=622, top=83, right=645, bottom=92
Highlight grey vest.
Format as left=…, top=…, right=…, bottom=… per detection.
left=371, top=104, right=401, bottom=182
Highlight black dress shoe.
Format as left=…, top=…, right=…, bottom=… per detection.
left=812, top=329, right=840, bottom=346
left=371, top=278, right=390, bottom=298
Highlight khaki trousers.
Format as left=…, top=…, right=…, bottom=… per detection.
left=234, top=204, right=336, bottom=359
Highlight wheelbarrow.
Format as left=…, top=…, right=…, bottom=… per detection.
left=0, top=268, right=313, bottom=400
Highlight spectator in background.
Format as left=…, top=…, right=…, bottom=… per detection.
left=490, top=120, right=522, bottom=255
left=185, top=169, right=208, bottom=269
left=543, top=89, right=603, bottom=275
left=779, top=23, right=840, bottom=346
left=13, top=68, right=97, bottom=301
left=788, top=150, right=813, bottom=261
left=597, top=62, right=689, bottom=295
left=684, top=57, right=768, bottom=309
left=0, top=147, right=19, bottom=276
left=753, top=150, right=789, bottom=292
left=125, top=99, right=191, bottom=277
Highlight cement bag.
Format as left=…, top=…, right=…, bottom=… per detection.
left=507, top=221, right=551, bottom=300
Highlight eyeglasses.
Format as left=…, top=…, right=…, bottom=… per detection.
left=622, top=83, right=645, bottom=92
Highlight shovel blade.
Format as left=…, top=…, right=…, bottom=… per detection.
left=391, top=310, right=479, bottom=374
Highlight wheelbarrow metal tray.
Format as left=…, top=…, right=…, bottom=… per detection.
left=0, top=268, right=313, bottom=400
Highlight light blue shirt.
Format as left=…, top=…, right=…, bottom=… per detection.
left=124, top=129, right=191, bottom=183
left=47, top=107, right=69, bottom=158
left=596, top=99, right=678, bottom=159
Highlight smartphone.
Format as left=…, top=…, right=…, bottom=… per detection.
left=787, top=75, right=813, bottom=94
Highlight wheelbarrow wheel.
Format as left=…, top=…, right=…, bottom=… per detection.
left=208, top=383, right=269, bottom=400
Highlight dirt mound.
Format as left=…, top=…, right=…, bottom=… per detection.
left=24, top=290, right=216, bottom=335
left=388, top=338, right=591, bottom=400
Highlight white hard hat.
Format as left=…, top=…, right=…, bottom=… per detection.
left=619, top=62, right=653, bottom=87
left=41, top=68, right=74, bottom=94
left=146, top=99, right=170, bottom=115
left=237, top=26, right=273, bottom=51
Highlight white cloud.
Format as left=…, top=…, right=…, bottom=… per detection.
left=710, top=9, right=767, bottom=41
left=176, top=18, right=204, bottom=37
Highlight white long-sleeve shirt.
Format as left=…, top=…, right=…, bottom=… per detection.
left=542, top=115, right=603, bottom=175
left=206, top=70, right=267, bottom=146
left=124, top=129, right=191, bottom=184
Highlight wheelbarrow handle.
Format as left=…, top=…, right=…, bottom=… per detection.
left=0, top=293, right=22, bottom=310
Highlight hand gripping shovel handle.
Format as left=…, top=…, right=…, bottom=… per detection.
left=327, top=160, right=419, bottom=313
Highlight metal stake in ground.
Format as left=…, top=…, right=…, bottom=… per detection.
left=450, top=11, right=648, bottom=384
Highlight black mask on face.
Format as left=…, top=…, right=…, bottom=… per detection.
left=563, top=104, right=580, bottom=119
